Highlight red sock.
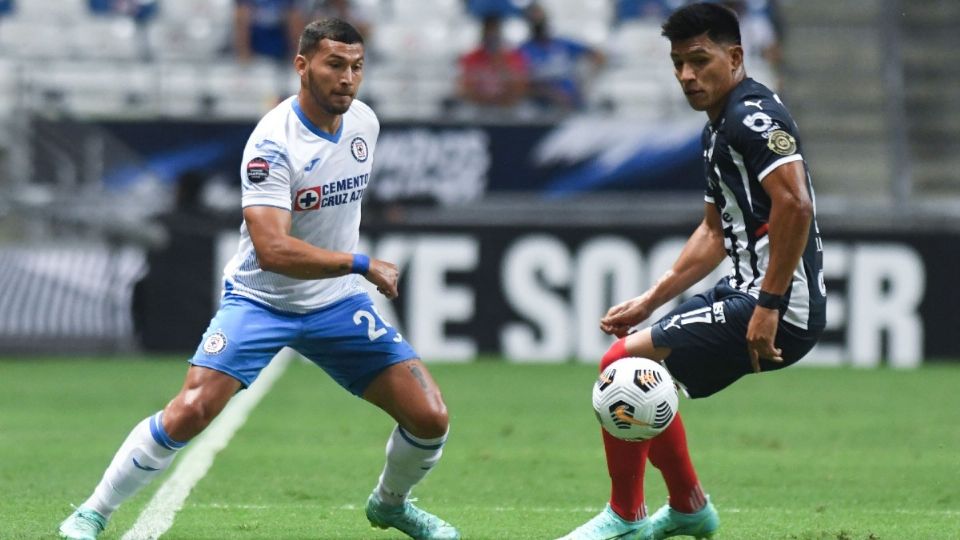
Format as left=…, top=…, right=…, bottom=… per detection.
left=648, top=413, right=706, bottom=513
left=600, top=338, right=628, bottom=370
left=600, top=338, right=648, bottom=521
left=603, top=429, right=649, bottom=521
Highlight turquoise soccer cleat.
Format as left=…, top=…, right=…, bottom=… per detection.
left=365, top=492, right=460, bottom=540
left=58, top=506, right=107, bottom=540
left=648, top=498, right=719, bottom=539
left=556, top=504, right=652, bottom=540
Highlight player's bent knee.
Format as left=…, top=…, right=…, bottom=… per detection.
left=164, top=396, right=220, bottom=440
left=404, top=406, right=449, bottom=439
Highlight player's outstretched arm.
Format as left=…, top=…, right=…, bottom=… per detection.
left=601, top=203, right=726, bottom=336
left=242, top=206, right=399, bottom=298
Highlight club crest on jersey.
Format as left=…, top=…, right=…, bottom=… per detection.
left=295, top=187, right=322, bottom=211
left=767, top=130, right=797, bottom=155
left=246, top=157, right=270, bottom=183
left=203, top=331, right=228, bottom=355
left=350, top=137, right=368, bottom=162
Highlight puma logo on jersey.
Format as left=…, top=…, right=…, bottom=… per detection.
left=663, top=314, right=682, bottom=330
left=744, top=99, right=763, bottom=110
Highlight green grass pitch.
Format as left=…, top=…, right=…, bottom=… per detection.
left=1, top=357, right=959, bottom=539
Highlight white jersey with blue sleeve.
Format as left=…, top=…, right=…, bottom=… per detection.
left=223, top=96, right=379, bottom=313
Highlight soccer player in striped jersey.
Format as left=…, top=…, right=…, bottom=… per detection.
left=59, top=19, right=459, bottom=540
left=558, top=4, right=825, bottom=539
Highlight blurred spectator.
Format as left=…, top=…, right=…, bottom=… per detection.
left=612, top=0, right=684, bottom=24
left=88, top=0, right=158, bottom=22
left=464, top=0, right=529, bottom=18
left=87, top=0, right=157, bottom=59
left=519, top=2, right=606, bottom=113
left=301, top=0, right=373, bottom=39
left=233, top=0, right=305, bottom=63
left=456, top=16, right=529, bottom=109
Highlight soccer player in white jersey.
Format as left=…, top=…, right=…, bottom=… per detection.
left=59, top=19, right=460, bottom=540
left=558, top=4, right=824, bottom=540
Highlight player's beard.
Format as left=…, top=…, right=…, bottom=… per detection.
left=306, top=70, right=352, bottom=116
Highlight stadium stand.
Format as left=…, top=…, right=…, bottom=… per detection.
left=0, top=0, right=957, bottom=199
left=777, top=0, right=892, bottom=198
left=0, top=0, right=691, bottom=120
left=901, top=1, right=960, bottom=196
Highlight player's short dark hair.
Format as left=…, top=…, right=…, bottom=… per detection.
left=298, top=18, right=364, bottom=56
left=661, top=2, right=741, bottom=45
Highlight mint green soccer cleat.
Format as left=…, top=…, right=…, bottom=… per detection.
left=556, top=504, right=652, bottom=540
left=58, top=506, right=107, bottom=540
left=648, top=498, right=719, bottom=539
left=365, top=492, right=460, bottom=540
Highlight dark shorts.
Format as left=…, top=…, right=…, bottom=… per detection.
left=651, top=279, right=822, bottom=398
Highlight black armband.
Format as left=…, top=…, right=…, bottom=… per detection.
left=756, top=290, right=782, bottom=309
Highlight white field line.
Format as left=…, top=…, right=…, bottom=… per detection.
left=189, top=502, right=960, bottom=518
left=121, top=350, right=294, bottom=540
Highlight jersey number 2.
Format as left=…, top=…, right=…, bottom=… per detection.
left=353, top=308, right=403, bottom=343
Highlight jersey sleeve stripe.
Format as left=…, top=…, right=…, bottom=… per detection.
left=241, top=197, right=292, bottom=210
left=758, top=154, right=804, bottom=182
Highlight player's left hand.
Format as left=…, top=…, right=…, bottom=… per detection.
left=746, top=306, right=782, bottom=373
left=600, top=294, right=653, bottom=337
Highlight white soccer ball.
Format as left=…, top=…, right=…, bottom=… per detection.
left=592, top=357, right=679, bottom=441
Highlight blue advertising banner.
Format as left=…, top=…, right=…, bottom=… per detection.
left=88, top=116, right=704, bottom=203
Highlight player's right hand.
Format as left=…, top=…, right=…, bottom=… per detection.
left=365, top=258, right=399, bottom=300
left=600, top=295, right=653, bottom=337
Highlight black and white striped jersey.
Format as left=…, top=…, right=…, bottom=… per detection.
left=701, top=78, right=825, bottom=332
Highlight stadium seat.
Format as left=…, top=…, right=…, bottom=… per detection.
left=26, top=60, right=156, bottom=117
left=201, top=61, right=292, bottom=119
left=545, top=0, right=611, bottom=25
left=145, top=0, right=231, bottom=61
left=587, top=72, right=668, bottom=118
left=388, top=0, right=465, bottom=22
left=71, top=15, right=144, bottom=60
left=156, top=61, right=209, bottom=117
left=609, top=20, right=670, bottom=67
left=14, top=0, right=87, bottom=21
left=0, top=19, right=70, bottom=58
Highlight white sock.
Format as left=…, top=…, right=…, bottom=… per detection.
left=82, top=412, right=186, bottom=518
left=375, top=425, right=447, bottom=506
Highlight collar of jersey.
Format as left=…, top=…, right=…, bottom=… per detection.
left=292, top=98, right=343, bottom=143
left=712, top=77, right=754, bottom=129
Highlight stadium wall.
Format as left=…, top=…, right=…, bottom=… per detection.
left=4, top=119, right=958, bottom=364
left=349, top=225, right=951, bottom=367
left=3, top=223, right=949, bottom=365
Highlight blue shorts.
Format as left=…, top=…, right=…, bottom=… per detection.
left=189, top=292, right=417, bottom=396
left=651, top=279, right=821, bottom=399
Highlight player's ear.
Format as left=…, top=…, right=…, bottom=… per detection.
left=294, top=54, right=308, bottom=77
left=728, top=44, right=744, bottom=73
